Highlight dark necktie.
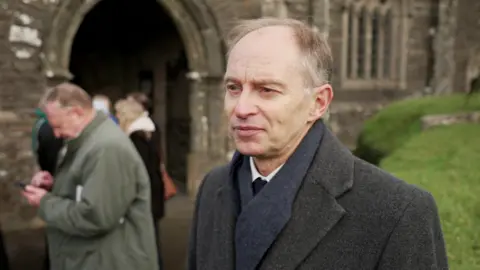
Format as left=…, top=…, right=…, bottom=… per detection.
left=252, top=177, right=268, bottom=196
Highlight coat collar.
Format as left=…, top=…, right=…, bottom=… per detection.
left=228, top=120, right=355, bottom=195
left=35, top=108, right=47, bottom=119
left=126, top=115, right=155, bottom=135
left=306, top=127, right=354, bottom=197
left=228, top=120, right=353, bottom=201
left=210, top=121, right=354, bottom=270
left=260, top=128, right=354, bottom=269
left=65, top=112, right=108, bottom=153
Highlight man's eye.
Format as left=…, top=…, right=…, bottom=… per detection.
left=260, top=87, right=275, bottom=93
left=226, top=84, right=241, bottom=91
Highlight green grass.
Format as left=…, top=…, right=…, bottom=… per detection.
left=354, top=93, right=480, bottom=164
left=381, top=124, right=480, bottom=269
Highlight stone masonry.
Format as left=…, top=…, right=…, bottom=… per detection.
left=0, top=0, right=479, bottom=232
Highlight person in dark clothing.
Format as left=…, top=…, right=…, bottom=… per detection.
left=125, top=93, right=161, bottom=154
left=188, top=18, right=447, bottom=270
left=0, top=227, right=9, bottom=270
left=126, top=92, right=177, bottom=200
left=33, top=108, right=64, bottom=175
left=31, top=108, right=64, bottom=270
left=115, top=99, right=165, bottom=269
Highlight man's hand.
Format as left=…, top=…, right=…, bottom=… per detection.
left=22, top=185, right=48, bottom=207
left=31, top=171, right=53, bottom=190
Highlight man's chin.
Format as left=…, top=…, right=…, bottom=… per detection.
left=235, top=142, right=265, bottom=157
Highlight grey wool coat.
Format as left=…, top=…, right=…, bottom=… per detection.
left=187, top=121, right=448, bottom=270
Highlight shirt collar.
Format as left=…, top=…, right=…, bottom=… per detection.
left=250, top=156, right=284, bottom=182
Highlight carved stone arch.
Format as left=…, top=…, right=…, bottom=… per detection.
left=40, top=0, right=230, bottom=196
left=41, top=0, right=225, bottom=84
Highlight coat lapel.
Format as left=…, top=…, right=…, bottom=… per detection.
left=207, top=157, right=241, bottom=270
left=261, top=129, right=355, bottom=270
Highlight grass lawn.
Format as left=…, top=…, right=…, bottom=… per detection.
left=355, top=94, right=480, bottom=164
left=380, top=124, right=480, bottom=270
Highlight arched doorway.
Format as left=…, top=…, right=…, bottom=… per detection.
left=42, top=0, right=228, bottom=196
left=68, top=0, right=190, bottom=188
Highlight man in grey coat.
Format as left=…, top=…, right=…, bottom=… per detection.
left=22, top=83, right=159, bottom=270
left=188, top=18, right=448, bottom=270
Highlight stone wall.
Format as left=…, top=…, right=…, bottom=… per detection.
left=431, top=0, right=458, bottom=95
left=421, top=111, right=480, bottom=130
left=1, top=0, right=480, bottom=231
left=453, top=0, right=480, bottom=93
left=0, top=1, right=51, bottom=231
left=0, top=0, right=233, bottom=231
left=324, top=0, right=434, bottom=147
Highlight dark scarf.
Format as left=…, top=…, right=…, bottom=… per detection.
left=230, top=120, right=325, bottom=270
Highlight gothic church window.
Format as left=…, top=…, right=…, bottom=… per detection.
left=341, top=0, right=408, bottom=89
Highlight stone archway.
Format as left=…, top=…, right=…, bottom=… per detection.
left=42, top=0, right=224, bottom=80
left=41, top=0, right=228, bottom=196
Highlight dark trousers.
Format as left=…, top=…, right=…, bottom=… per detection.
left=153, top=217, right=163, bottom=269
left=0, top=229, right=10, bottom=270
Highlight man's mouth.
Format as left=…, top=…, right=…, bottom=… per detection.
left=233, top=125, right=263, bottom=137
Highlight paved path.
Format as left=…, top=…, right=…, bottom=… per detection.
left=3, top=194, right=194, bottom=270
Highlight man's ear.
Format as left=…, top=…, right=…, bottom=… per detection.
left=71, top=105, right=85, bottom=116
left=308, top=84, right=333, bottom=122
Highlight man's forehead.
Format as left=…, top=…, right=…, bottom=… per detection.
left=229, top=26, right=299, bottom=55
left=227, top=56, right=280, bottom=72
left=43, top=101, right=64, bottom=116
left=225, top=52, right=300, bottom=84
left=44, top=101, right=58, bottom=110
left=226, top=59, right=279, bottom=79
left=237, top=25, right=297, bottom=45
left=226, top=27, right=301, bottom=75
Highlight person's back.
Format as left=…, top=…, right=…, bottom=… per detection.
left=126, top=92, right=177, bottom=200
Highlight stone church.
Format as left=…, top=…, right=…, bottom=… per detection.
left=0, top=0, right=479, bottom=230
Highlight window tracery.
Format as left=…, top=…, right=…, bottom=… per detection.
left=341, top=0, right=409, bottom=89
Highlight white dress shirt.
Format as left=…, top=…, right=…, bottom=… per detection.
left=250, top=157, right=284, bottom=182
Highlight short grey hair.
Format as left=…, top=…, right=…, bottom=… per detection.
left=226, top=17, right=333, bottom=88
left=39, top=83, right=92, bottom=109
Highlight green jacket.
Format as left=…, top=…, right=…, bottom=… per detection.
left=31, top=108, right=47, bottom=155
left=38, top=112, right=158, bottom=270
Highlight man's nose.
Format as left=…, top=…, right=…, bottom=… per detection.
left=234, top=91, right=258, bottom=119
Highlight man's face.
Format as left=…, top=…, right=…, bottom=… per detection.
left=44, top=102, right=83, bottom=139
left=224, top=26, right=332, bottom=158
